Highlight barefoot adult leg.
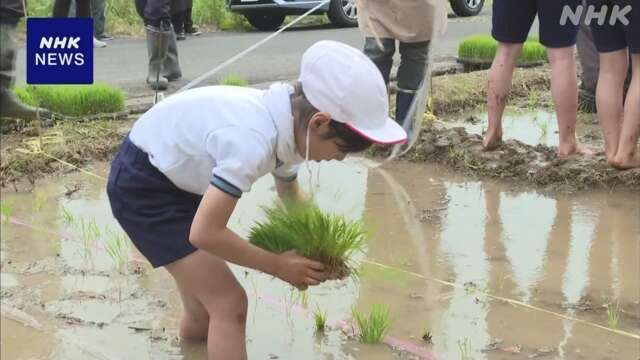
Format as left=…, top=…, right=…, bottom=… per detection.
left=484, top=42, right=522, bottom=150
left=547, top=46, right=592, bottom=157
left=612, top=53, right=640, bottom=169
left=596, top=49, right=628, bottom=163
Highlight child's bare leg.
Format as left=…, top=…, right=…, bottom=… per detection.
left=597, top=49, right=628, bottom=163
left=170, top=274, right=210, bottom=341
left=484, top=42, right=522, bottom=150
left=547, top=46, right=591, bottom=157
left=166, top=250, right=249, bottom=360
left=613, top=53, right=640, bottom=169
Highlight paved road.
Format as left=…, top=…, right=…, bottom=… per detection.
left=15, top=7, right=540, bottom=97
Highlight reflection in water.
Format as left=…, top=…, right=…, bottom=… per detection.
left=500, top=192, right=556, bottom=302
left=438, top=182, right=490, bottom=360
left=1, top=160, right=639, bottom=359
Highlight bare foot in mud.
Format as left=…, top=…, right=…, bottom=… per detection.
left=557, top=141, right=593, bottom=158
left=482, top=128, right=503, bottom=151
left=611, top=155, right=640, bottom=170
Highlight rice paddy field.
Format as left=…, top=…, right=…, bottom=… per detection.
left=1, top=150, right=639, bottom=359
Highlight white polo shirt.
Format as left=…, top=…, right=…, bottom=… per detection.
left=129, top=83, right=302, bottom=197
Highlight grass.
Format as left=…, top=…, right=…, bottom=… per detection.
left=457, top=337, right=472, bottom=360
left=248, top=201, right=368, bottom=280
left=220, top=74, right=249, bottom=87
left=14, top=84, right=125, bottom=117
left=0, top=202, right=13, bottom=222
left=432, top=66, right=551, bottom=115
left=458, top=35, right=547, bottom=65
left=352, top=304, right=392, bottom=344
left=606, top=302, right=620, bottom=329
left=313, top=305, right=327, bottom=332
left=20, top=0, right=248, bottom=36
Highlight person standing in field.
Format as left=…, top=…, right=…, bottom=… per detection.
left=356, top=0, right=447, bottom=136
left=588, top=0, right=639, bottom=169
left=171, top=0, right=200, bottom=40
left=134, top=0, right=182, bottom=90
left=106, top=41, right=406, bottom=359
left=484, top=0, right=592, bottom=157
left=0, top=0, right=50, bottom=119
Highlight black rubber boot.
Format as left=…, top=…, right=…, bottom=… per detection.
left=0, top=22, right=49, bottom=120
left=171, top=12, right=186, bottom=40
left=184, top=8, right=200, bottom=36
left=395, top=90, right=416, bottom=138
left=145, top=23, right=171, bottom=90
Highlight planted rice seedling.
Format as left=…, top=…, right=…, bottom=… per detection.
left=249, top=201, right=368, bottom=280
left=61, top=206, right=75, bottom=226
left=352, top=304, right=391, bottom=344
left=313, top=305, right=327, bottom=332
left=457, top=337, right=472, bottom=360
left=606, top=302, right=620, bottom=329
left=1, top=202, right=13, bottom=222
left=104, top=227, right=131, bottom=273
left=32, top=191, right=48, bottom=212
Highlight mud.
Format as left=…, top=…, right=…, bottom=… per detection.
left=372, top=110, right=640, bottom=191
left=2, top=158, right=639, bottom=359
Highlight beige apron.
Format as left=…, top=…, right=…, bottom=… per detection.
left=356, top=0, right=448, bottom=43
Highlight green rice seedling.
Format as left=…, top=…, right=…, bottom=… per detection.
left=104, top=228, right=131, bottom=273
left=219, top=74, right=249, bottom=87
left=458, top=35, right=547, bottom=66
left=74, top=217, right=100, bottom=258
left=352, top=304, right=392, bottom=344
left=457, top=337, right=472, bottom=360
left=0, top=202, right=13, bottom=223
left=249, top=201, right=368, bottom=280
left=606, top=302, right=620, bottom=329
left=299, top=290, right=309, bottom=307
left=313, top=305, right=327, bottom=333
left=13, top=84, right=125, bottom=116
left=61, top=206, right=75, bottom=226
left=537, top=119, right=549, bottom=138
left=32, top=191, right=48, bottom=212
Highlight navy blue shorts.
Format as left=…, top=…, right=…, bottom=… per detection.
left=492, top=0, right=581, bottom=48
left=588, top=0, right=639, bottom=53
left=107, top=136, right=201, bottom=268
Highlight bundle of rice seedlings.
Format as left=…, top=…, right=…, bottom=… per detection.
left=248, top=201, right=368, bottom=280
left=458, top=35, right=547, bottom=70
left=14, top=83, right=125, bottom=116
left=219, top=74, right=249, bottom=87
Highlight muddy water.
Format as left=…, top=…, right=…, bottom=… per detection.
left=1, top=158, right=639, bottom=360
left=449, top=110, right=600, bottom=148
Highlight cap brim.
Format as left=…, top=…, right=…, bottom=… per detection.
left=345, top=118, right=408, bottom=146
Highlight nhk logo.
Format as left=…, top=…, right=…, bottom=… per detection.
left=27, top=18, right=93, bottom=84
left=36, top=37, right=85, bottom=66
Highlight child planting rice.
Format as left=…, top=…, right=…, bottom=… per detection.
left=249, top=200, right=368, bottom=280
left=106, top=40, right=406, bottom=359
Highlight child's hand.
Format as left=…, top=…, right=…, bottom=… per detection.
left=274, top=250, right=326, bottom=290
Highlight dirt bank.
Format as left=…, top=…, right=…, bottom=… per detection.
left=378, top=126, right=640, bottom=191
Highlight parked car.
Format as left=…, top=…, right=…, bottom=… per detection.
left=227, top=0, right=485, bottom=31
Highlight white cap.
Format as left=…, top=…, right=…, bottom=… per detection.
left=299, top=40, right=407, bottom=145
